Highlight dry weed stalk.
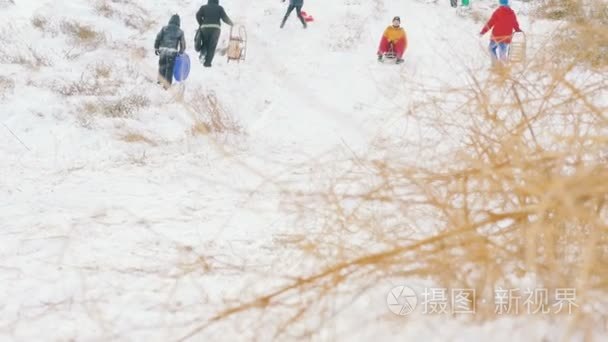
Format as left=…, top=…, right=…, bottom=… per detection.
left=94, top=0, right=155, bottom=33
left=120, top=133, right=157, bottom=146
left=0, top=43, right=52, bottom=68
left=188, top=89, right=243, bottom=137
left=536, top=0, right=608, bottom=69
left=60, top=20, right=105, bottom=47
left=52, top=70, right=121, bottom=97
left=0, top=75, right=15, bottom=99
left=84, top=94, right=150, bottom=118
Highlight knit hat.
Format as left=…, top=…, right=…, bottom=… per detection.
left=499, top=0, right=509, bottom=5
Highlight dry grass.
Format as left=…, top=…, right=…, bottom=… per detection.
left=31, top=15, right=48, bottom=30
left=94, top=0, right=115, bottom=18
left=120, top=132, right=157, bottom=146
left=94, top=0, right=155, bottom=33
left=0, top=75, right=15, bottom=99
left=535, top=0, right=585, bottom=21
left=0, top=26, right=50, bottom=67
left=535, top=0, right=608, bottom=68
left=123, top=14, right=155, bottom=33
left=94, top=62, right=112, bottom=78
left=190, top=121, right=209, bottom=136
left=27, top=46, right=53, bottom=68
left=188, top=89, right=243, bottom=137
left=0, top=52, right=28, bottom=66
left=52, top=70, right=121, bottom=97
left=50, top=62, right=119, bottom=97
left=60, top=20, right=105, bottom=46
left=553, top=22, right=608, bottom=69
left=176, top=20, right=608, bottom=341
left=29, top=15, right=60, bottom=37
left=84, top=94, right=150, bottom=118
left=130, top=46, right=147, bottom=59
left=56, top=80, right=104, bottom=96
left=0, top=45, right=53, bottom=68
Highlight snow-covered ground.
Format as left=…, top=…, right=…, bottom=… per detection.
left=1, top=0, right=603, bottom=341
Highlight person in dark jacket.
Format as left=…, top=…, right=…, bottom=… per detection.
left=154, top=14, right=186, bottom=89
left=195, top=0, right=233, bottom=67
left=280, top=0, right=307, bottom=29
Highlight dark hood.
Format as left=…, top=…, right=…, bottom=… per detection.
left=208, top=0, right=219, bottom=4
left=168, top=14, right=180, bottom=27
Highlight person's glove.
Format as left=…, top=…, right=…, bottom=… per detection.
left=155, top=49, right=160, bottom=56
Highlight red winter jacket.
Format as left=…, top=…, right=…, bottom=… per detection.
left=480, top=6, right=521, bottom=43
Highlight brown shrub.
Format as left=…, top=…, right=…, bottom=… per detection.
left=0, top=75, right=15, bottom=99
left=60, top=20, right=105, bottom=46
left=120, top=132, right=157, bottom=146
left=188, top=90, right=242, bottom=136
left=176, top=26, right=608, bottom=341
left=81, top=93, right=149, bottom=119
left=31, top=15, right=48, bottom=30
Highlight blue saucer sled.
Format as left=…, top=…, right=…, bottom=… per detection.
left=173, top=53, right=190, bottom=82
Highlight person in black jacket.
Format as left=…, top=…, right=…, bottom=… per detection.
left=280, top=0, right=307, bottom=29
left=195, top=0, right=233, bottom=67
left=154, top=14, right=186, bottom=88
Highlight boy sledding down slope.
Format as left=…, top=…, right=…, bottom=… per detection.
left=377, top=16, right=408, bottom=64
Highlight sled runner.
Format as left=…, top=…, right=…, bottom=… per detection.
left=173, top=53, right=191, bottom=82
left=382, top=43, right=397, bottom=60
left=508, top=32, right=526, bottom=64
left=379, top=43, right=405, bottom=64
left=227, top=25, right=247, bottom=63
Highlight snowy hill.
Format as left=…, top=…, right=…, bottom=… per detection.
left=1, top=0, right=605, bottom=341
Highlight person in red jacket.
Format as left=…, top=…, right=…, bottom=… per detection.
left=480, top=0, right=522, bottom=64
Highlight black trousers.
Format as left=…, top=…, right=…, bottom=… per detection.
left=282, top=5, right=306, bottom=27
left=158, top=51, right=177, bottom=87
left=200, top=27, right=221, bottom=67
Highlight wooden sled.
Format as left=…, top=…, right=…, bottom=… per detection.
left=227, top=25, right=247, bottom=63
left=508, top=32, right=526, bottom=64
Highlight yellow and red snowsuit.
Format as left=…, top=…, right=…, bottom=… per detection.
left=378, top=26, right=408, bottom=59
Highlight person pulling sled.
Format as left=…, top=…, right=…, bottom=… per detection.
left=280, top=0, right=307, bottom=29
left=154, top=14, right=186, bottom=89
left=377, top=16, right=408, bottom=64
left=195, top=0, right=234, bottom=67
left=479, top=0, right=522, bottom=65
